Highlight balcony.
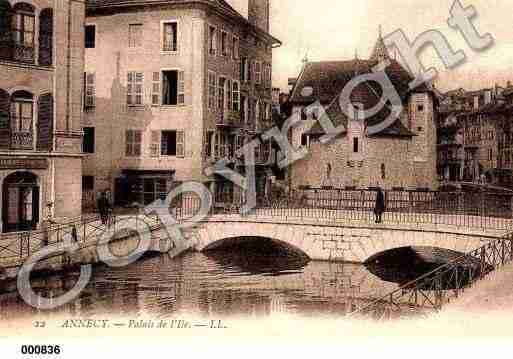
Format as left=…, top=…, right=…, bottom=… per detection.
left=11, top=131, right=34, bottom=150
left=13, top=45, right=35, bottom=64
left=216, top=110, right=242, bottom=129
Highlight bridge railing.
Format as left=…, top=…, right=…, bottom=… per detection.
left=0, top=213, right=162, bottom=270
left=175, top=189, right=513, bottom=230
left=350, top=232, right=513, bottom=320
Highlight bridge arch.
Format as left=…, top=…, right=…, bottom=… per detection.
left=192, top=218, right=496, bottom=263
left=203, top=236, right=311, bottom=260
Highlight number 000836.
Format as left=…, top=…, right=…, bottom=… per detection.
left=21, top=345, right=61, bottom=355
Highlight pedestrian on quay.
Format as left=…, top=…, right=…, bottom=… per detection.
left=374, top=186, right=385, bottom=224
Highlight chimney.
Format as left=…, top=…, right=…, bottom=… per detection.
left=248, top=0, right=270, bottom=33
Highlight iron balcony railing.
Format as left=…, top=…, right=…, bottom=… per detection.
left=11, top=131, right=34, bottom=150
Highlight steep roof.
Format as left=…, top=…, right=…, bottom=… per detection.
left=369, top=27, right=390, bottom=63
left=289, top=58, right=428, bottom=138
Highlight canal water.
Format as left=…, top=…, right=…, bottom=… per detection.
left=0, top=239, right=402, bottom=321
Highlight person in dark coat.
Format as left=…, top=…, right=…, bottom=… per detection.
left=97, top=191, right=110, bottom=225
left=374, top=187, right=385, bottom=224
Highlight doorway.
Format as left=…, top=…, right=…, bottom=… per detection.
left=2, top=172, right=39, bottom=233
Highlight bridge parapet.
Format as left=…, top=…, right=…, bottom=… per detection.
left=191, top=211, right=506, bottom=263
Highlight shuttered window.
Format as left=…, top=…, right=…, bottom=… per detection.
left=0, top=90, right=10, bottom=149
left=126, top=129, right=142, bottom=157
left=232, top=81, right=240, bottom=112
left=127, top=71, right=144, bottom=106
left=12, top=3, right=35, bottom=63
left=150, top=130, right=160, bottom=157
left=151, top=72, right=160, bottom=106
left=36, top=93, right=53, bottom=151
left=208, top=71, right=217, bottom=109
left=177, top=71, right=185, bottom=105
left=84, top=72, right=95, bottom=109
left=176, top=130, right=185, bottom=158
left=0, top=2, right=13, bottom=61
left=226, top=78, right=233, bottom=111
left=38, top=8, right=53, bottom=66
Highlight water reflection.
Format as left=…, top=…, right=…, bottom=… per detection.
left=0, top=247, right=401, bottom=321
left=364, top=246, right=486, bottom=289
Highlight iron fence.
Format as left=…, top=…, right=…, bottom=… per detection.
left=351, top=233, right=513, bottom=320
left=0, top=213, right=162, bottom=269
left=175, top=189, right=513, bottom=230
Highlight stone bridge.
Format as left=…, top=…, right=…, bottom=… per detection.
left=189, top=211, right=509, bottom=263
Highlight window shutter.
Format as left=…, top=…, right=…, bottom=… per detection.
left=160, top=133, right=167, bottom=156
left=36, top=93, right=53, bottom=151
left=135, top=72, right=143, bottom=105
left=151, top=72, right=160, bottom=106
left=226, top=78, right=233, bottom=111
left=38, top=8, right=53, bottom=66
left=150, top=130, right=160, bottom=157
left=84, top=72, right=95, bottom=108
left=0, top=89, right=10, bottom=149
left=177, top=71, right=185, bottom=104
left=0, top=2, right=13, bottom=60
left=125, top=130, right=132, bottom=156
left=134, top=130, right=142, bottom=156
left=176, top=130, right=185, bottom=157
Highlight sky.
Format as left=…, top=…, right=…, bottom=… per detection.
left=227, top=0, right=513, bottom=93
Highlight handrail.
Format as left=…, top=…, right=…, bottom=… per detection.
left=351, top=231, right=513, bottom=318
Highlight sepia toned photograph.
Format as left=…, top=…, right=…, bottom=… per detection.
left=0, top=0, right=513, bottom=356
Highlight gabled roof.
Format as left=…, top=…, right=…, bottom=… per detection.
left=289, top=59, right=427, bottom=105
left=289, top=58, right=427, bottom=138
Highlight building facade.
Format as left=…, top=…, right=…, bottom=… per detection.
left=437, top=85, right=513, bottom=186
left=287, top=32, right=438, bottom=191
left=83, top=0, right=280, bottom=209
left=0, top=0, right=84, bottom=233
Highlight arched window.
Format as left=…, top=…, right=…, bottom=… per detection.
left=12, top=3, right=35, bottom=63
left=38, top=8, right=53, bottom=66
left=0, top=89, right=10, bottom=149
left=0, top=0, right=13, bottom=60
left=381, top=163, right=386, bottom=180
left=10, top=90, right=34, bottom=149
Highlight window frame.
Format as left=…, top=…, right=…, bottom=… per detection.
left=82, top=126, right=95, bottom=154
left=85, top=24, right=96, bottom=49
left=161, top=68, right=185, bottom=106
left=127, top=71, right=144, bottom=107
left=232, top=80, right=240, bottom=112
left=84, top=72, right=96, bottom=110
left=160, top=20, right=179, bottom=53
left=232, top=35, right=239, bottom=60
left=151, top=72, right=161, bottom=106
left=255, top=61, right=262, bottom=84
left=208, top=71, right=217, bottom=110
left=208, top=24, right=217, bottom=56
left=160, top=130, right=185, bottom=158
left=128, top=23, right=143, bottom=48
left=125, top=129, right=142, bottom=157
left=221, top=30, right=229, bottom=57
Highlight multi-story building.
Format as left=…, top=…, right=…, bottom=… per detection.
left=437, top=84, right=513, bottom=186
left=0, top=0, right=84, bottom=233
left=83, top=0, right=280, bottom=209
left=287, top=31, right=438, bottom=191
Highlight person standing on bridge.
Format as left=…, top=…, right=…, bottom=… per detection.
left=374, top=187, right=385, bottom=224
left=97, top=191, right=111, bottom=225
